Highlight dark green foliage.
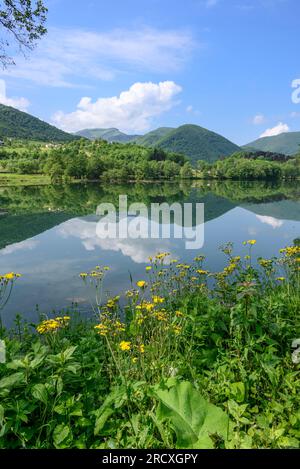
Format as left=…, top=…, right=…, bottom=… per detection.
left=197, top=151, right=300, bottom=180
left=146, top=125, right=241, bottom=165
left=0, top=104, right=79, bottom=142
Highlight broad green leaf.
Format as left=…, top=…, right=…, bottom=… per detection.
left=94, top=407, right=114, bottom=435
left=53, top=424, right=72, bottom=448
left=32, top=383, right=48, bottom=404
left=0, top=372, right=25, bottom=390
left=155, top=381, right=231, bottom=449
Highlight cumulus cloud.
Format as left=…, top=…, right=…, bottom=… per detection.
left=260, top=122, right=289, bottom=138
left=53, top=81, right=182, bottom=133
left=0, top=79, right=30, bottom=111
left=1, top=27, right=195, bottom=88
left=252, top=114, right=265, bottom=125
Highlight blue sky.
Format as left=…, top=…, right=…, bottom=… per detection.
left=0, top=0, right=299, bottom=144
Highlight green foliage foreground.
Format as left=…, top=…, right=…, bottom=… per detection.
left=0, top=242, right=299, bottom=449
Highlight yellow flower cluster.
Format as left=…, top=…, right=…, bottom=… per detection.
left=80, top=265, right=110, bottom=280
left=37, top=316, right=70, bottom=334
left=243, top=240, right=257, bottom=246
left=0, top=272, right=21, bottom=282
left=94, top=319, right=125, bottom=337
left=279, top=246, right=300, bottom=257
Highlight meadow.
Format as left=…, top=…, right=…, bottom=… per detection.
left=0, top=241, right=299, bottom=449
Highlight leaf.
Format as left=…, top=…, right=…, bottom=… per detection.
left=62, top=346, right=77, bottom=361
left=155, top=381, right=231, bottom=448
left=32, top=383, right=48, bottom=404
left=53, top=424, right=72, bottom=448
left=94, top=407, right=114, bottom=435
left=0, top=372, right=25, bottom=390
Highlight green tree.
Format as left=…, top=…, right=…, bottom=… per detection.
left=0, top=0, right=47, bottom=67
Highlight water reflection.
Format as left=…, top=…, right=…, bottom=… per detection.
left=0, top=181, right=299, bottom=326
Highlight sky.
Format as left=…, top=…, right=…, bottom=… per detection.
left=0, top=0, right=300, bottom=144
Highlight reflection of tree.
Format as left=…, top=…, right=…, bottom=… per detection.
left=192, top=180, right=300, bottom=204
left=1, top=181, right=299, bottom=250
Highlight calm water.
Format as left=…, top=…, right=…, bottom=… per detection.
left=0, top=181, right=299, bottom=327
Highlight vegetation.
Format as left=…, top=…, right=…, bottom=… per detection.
left=0, top=0, right=47, bottom=67
left=0, top=241, right=299, bottom=448
left=245, top=131, right=300, bottom=156
left=78, top=125, right=240, bottom=165
left=145, top=124, right=241, bottom=165
left=196, top=151, right=300, bottom=180
left=0, top=138, right=187, bottom=181
left=0, top=104, right=79, bottom=142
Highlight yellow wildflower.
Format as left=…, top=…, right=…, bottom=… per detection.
left=119, top=341, right=131, bottom=351
left=137, top=280, right=147, bottom=288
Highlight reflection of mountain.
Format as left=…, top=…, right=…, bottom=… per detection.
left=241, top=200, right=300, bottom=222
left=0, top=212, right=72, bottom=250
left=1, top=181, right=299, bottom=251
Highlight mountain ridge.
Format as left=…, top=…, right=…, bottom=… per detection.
left=76, top=124, right=241, bottom=164
left=0, top=104, right=79, bottom=142
left=244, top=131, right=300, bottom=155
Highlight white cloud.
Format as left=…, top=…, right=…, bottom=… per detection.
left=53, top=81, right=182, bottom=133
left=186, top=105, right=194, bottom=113
left=252, top=114, right=265, bottom=125
left=256, top=215, right=283, bottom=229
left=260, top=122, right=290, bottom=138
left=0, top=79, right=30, bottom=111
left=0, top=27, right=195, bottom=88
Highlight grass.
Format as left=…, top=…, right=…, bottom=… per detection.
left=0, top=241, right=299, bottom=449
left=0, top=173, right=51, bottom=187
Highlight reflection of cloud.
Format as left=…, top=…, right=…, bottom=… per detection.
left=58, top=218, right=174, bottom=264
left=0, top=239, right=39, bottom=255
left=256, top=215, right=283, bottom=229
left=248, top=227, right=258, bottom=236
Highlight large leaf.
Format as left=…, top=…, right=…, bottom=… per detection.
left=53, top=424, right=73, bottom=448
left=155, top=381, right=231, bottom=448
left=0, top=372, right=26, bottom=390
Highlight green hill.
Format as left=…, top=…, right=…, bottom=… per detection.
left=150, top=124, right=240, bottom=164
left=134, top=127, right=175, bottom=146
left=75, top=128, right=139, bottom=143
left=0, top=104, right=79, bottom=142
left=244, top=131, right=300, bottom=156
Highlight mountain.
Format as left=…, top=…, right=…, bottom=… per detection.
left=134, top=127, right=175, bottom=146
left=75, top=128, right=139, bottom=143
left=244, top=131, right=300, bottom=156
left=0, top=104, right=79, bottom=142
left=76, top=124, right=241, bottom=164
left=146, top=124, right=240, bottom=164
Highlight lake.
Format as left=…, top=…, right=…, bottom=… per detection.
left=0, top=180, right=299, bottom=327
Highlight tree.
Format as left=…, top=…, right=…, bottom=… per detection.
left=0, top=0, right=47, bottom=67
